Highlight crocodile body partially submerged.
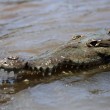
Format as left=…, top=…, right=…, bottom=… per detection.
left=0, top=31, right=110, bottom=86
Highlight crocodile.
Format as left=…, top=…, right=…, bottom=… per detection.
left=0, top=30, right=110, bottom=86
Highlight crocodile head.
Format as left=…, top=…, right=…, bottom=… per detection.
left=62, top=31, right=110, bottom=64
left=85, top=33, right=110, bottom=63
left=0, top=56, right=27, bottom=73
left=0, top=31, right=110, bottom=76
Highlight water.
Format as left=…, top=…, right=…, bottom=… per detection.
left=0, top=0, right=110, bottom=58
left=1, top=72, right=110, bottom=110
left=0, top=0, right=110, bottom=110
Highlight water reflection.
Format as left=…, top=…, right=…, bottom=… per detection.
left=1, top=72, right=110, bottom=110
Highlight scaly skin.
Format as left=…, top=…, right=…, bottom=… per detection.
left=0, top=30, right=110, bottom=84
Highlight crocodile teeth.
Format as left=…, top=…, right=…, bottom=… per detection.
left=48, top=72, right=52, bottom=76
left=0, top=69, right=9, bottom=75
left=10, top=71, right=14, bottom=74
left=4, top=71, right=8, bottom=74
left=42, top=73, right=45, bottom=76
left=9, top=71, right=14, bottom=77
left=0, top=69, right=4, bottom=72
left=32, top=67, right=35, bottom=70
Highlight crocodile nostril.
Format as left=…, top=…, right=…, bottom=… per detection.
left=4, top=62, right=7, bottom=64
left=8, top=56, right=19, bottom=60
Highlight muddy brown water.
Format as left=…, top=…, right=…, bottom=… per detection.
left=0, top=0, right=110, bottom=110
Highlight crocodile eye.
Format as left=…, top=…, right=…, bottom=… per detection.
left=87, top=40, right=100, bottom=47
left=87, top=39, right=110, bottom=47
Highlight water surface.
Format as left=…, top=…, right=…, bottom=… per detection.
left=0, top=0, right=110, bottom=58
left=0, top=0, right=110, bottom=110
